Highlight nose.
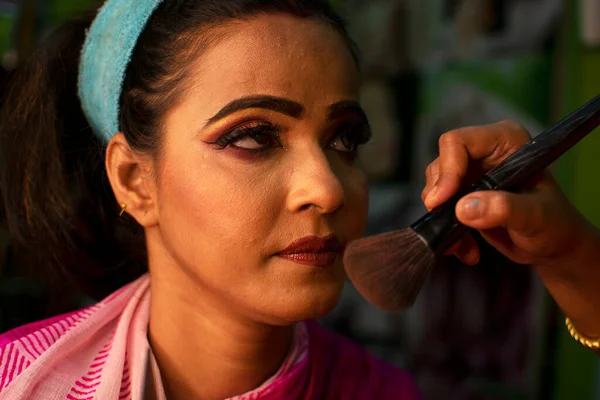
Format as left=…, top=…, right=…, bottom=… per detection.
left=286, top=147, right=345, bottom=215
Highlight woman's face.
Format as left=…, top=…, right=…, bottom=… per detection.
left=150, top=13, right=369, bottom=325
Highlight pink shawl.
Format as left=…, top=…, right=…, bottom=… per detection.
left=0, top=275, right=421, bottom=399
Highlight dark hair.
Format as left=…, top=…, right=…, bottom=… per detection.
left=0, top=0, right=358, bottom=304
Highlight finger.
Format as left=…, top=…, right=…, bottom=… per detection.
left=448, top=233, right=480, bottom=266
left=443, top=120, right=530, bottom=164
left=425, top=121, right=530, bottom=209
left=424, top=132, right=467, bottom=210
left=443, top=239, right=462, bottom=256
left=442, top=232, right=474, bottom=255
left=455, top=234, right=480, bottom=266
left=422, top=159, right=440, bottom=206
left=455, top=191, right=547, bottom=236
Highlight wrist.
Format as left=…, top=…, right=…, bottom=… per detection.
left=534, top=220, right=600, bottom=282
left=566, top=317, right=600, bottom=350
left=533, top=219, right=600, bottom=339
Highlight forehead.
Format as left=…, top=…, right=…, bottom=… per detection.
left=186, top=13, right=359, bottom=113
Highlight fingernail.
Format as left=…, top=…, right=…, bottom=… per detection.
left=460, top=198, right=481, bottom=220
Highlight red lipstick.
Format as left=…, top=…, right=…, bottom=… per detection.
left=276, top=234, right=343, bottom=268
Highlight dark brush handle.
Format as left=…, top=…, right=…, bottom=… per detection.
left=485, top=94, right=600, bottom=190
left=412, top=94, right=600, bottom=256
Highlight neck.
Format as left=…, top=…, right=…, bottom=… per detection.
left=147, top=269, right=295, bottom=400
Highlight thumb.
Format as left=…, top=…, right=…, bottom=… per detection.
left=455, top=191, right=546, bottom=236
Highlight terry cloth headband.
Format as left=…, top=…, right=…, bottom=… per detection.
left=78, top=0, right=164, bottom=143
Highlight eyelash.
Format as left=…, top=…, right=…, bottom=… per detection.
left=331, top=121, right=372, bottom=154
left=206, top=121, right=372, bottom=156
left=206, top=122, right=283, bottom=154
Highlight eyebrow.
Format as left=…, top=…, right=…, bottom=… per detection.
left=205, top=96, right=368, bottom=125
left=206, top=95, right=305, bottom=124
left=328, top=100, right=368, bottom=121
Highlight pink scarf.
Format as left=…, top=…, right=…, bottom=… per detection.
left=0, top=275, right=421, bottom=399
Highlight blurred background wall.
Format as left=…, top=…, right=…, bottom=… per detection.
left=0, top=0, right=599, bottom=399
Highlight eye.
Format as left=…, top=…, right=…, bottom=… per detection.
left=231, top=128, right=277, bottom=150
left=329, top=122, right=372, bottom=153
left=207, top=122, right=283, bottom=153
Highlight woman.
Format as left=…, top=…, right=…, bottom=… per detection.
left=0, top=1, right=419, bottom=399
left=0, top=0, right=598, bottom=399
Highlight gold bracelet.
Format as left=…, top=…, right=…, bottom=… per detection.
left=565, top=318, right=600, bottom=350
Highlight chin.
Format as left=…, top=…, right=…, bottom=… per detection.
left=262, top=280, right=345, bottom=326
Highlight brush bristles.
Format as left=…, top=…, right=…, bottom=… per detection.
left=343, top=228, right=436, bottom=311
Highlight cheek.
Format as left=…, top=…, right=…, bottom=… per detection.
left=157, top=152, right=282, bottom=260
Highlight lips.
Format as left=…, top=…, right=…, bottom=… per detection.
left=276, top=234, right=343, bottom=268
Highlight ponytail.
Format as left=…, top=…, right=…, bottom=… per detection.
left=0, top=12, right=146, bottom=306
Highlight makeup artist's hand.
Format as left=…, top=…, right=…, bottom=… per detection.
left=421, top=120, right=600, bottom=272
left=421, top=120, right=600, bottom=340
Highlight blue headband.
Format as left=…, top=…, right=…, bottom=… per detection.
left=78, top=0, right=164, bottom=143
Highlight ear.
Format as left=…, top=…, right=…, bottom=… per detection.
left=105, top=133, right=158, bottom=228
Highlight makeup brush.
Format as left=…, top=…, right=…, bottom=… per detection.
left=344, top=94, right=600, bottom=312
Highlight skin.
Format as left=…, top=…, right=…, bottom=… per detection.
left=106, top=14, right=368, bottom=400
left=104, top=11, right=600, bottom=400
left=422, top=120, right=600, bottom=340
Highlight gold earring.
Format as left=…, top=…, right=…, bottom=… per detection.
left=119, top=203, right=127, bottom=217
